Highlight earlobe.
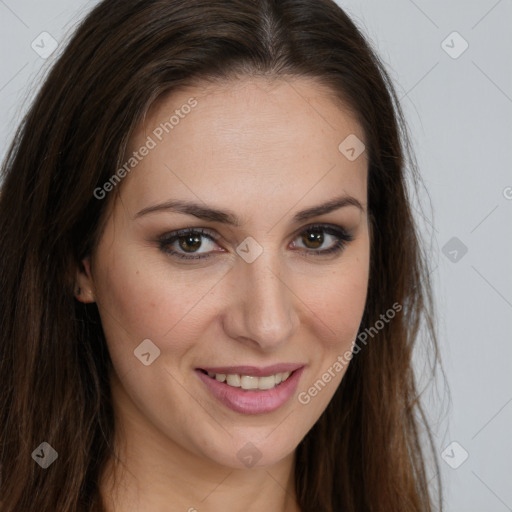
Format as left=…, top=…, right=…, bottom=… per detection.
left=74, top=256, right=96, bottom=303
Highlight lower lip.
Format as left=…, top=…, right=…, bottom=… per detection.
left=195, top=367, right=304, bottom=415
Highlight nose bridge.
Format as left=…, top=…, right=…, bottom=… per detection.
left=227, top=245, right=298, bottom=349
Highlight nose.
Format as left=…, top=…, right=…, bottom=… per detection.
left=221, top=250, right=300, bottom=352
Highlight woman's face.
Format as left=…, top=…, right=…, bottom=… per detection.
left=78, top=77, right=370, bottom=470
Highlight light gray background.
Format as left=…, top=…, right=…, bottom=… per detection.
left=1, top=1, right=511, bottom=510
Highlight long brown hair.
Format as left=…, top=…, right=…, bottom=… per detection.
left=0, top=0, right=442, bottom=510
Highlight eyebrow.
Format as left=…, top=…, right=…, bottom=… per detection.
left=134, top=194, right=365, bottom=226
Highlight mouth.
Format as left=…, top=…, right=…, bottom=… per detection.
left=197, top=367, right=298, bottom=391
left=195, top=365, right=305, bottom=415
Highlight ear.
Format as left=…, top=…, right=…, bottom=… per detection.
left=74, top=256, right=96, bottom=303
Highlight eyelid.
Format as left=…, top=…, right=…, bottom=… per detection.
left=289, top=222, right=351, bottom=238
left=290, top=223, right=353, bottom=254
left=159, top=226, right=218, bottom=240
left=157, top=223, right=354, bottom=260
left=159, top=223, right=351, bottom=242
left=158, top=223, right=354, bottom=262
left=158, top=227, right=221, bottom=249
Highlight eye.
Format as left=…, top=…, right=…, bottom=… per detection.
left=290, top=224, right=353, bottom=256
left=158, top=228, right=222, bottom=260
left=158, top=224, right=353, bottom=261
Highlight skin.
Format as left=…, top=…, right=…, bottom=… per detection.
left=76, top=76, right=370, bottom=512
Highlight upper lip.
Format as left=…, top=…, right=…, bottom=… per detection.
left=197, top=363, right=305, bottom=377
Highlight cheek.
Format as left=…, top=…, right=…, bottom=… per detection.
left=95, top=261, right=166, bottom=339
left=295, top=255, right=368, bottom=416
left=305, top=252, right=369, bottom=351
left=92, top=241, right=223, bottom=370
left=331, top=273, right=368, bottom=339
left=92, top=243, right=187, bottom=359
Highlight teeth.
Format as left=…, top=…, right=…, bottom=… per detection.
left=240, top=375, right=259, bottom=389
left=205, top=370, right=292, bottom=390
left=252, top=375, right=275, bottom=390
left=226, top=374, right=241, bottom=387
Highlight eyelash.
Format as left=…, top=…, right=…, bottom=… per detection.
left=158, top=224, right=354, bottom=261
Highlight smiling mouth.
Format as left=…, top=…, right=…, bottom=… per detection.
left=198, top=368, right=296, bottom=391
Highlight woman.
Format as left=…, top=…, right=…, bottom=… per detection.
left=0, top=0, right=442, bottom=510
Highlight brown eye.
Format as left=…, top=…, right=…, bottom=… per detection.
left=159, top=224, right=353, bottom=262
left=178, top=233, right=203, bottom=253
left=301, top=228, right=325, bottom=249
left=159, top=228, right=221, bottom=260
left=292, top=224, right=353, bottom=256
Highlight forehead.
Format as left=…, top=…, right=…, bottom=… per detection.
left=120, top=77, right=367, bottom=219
